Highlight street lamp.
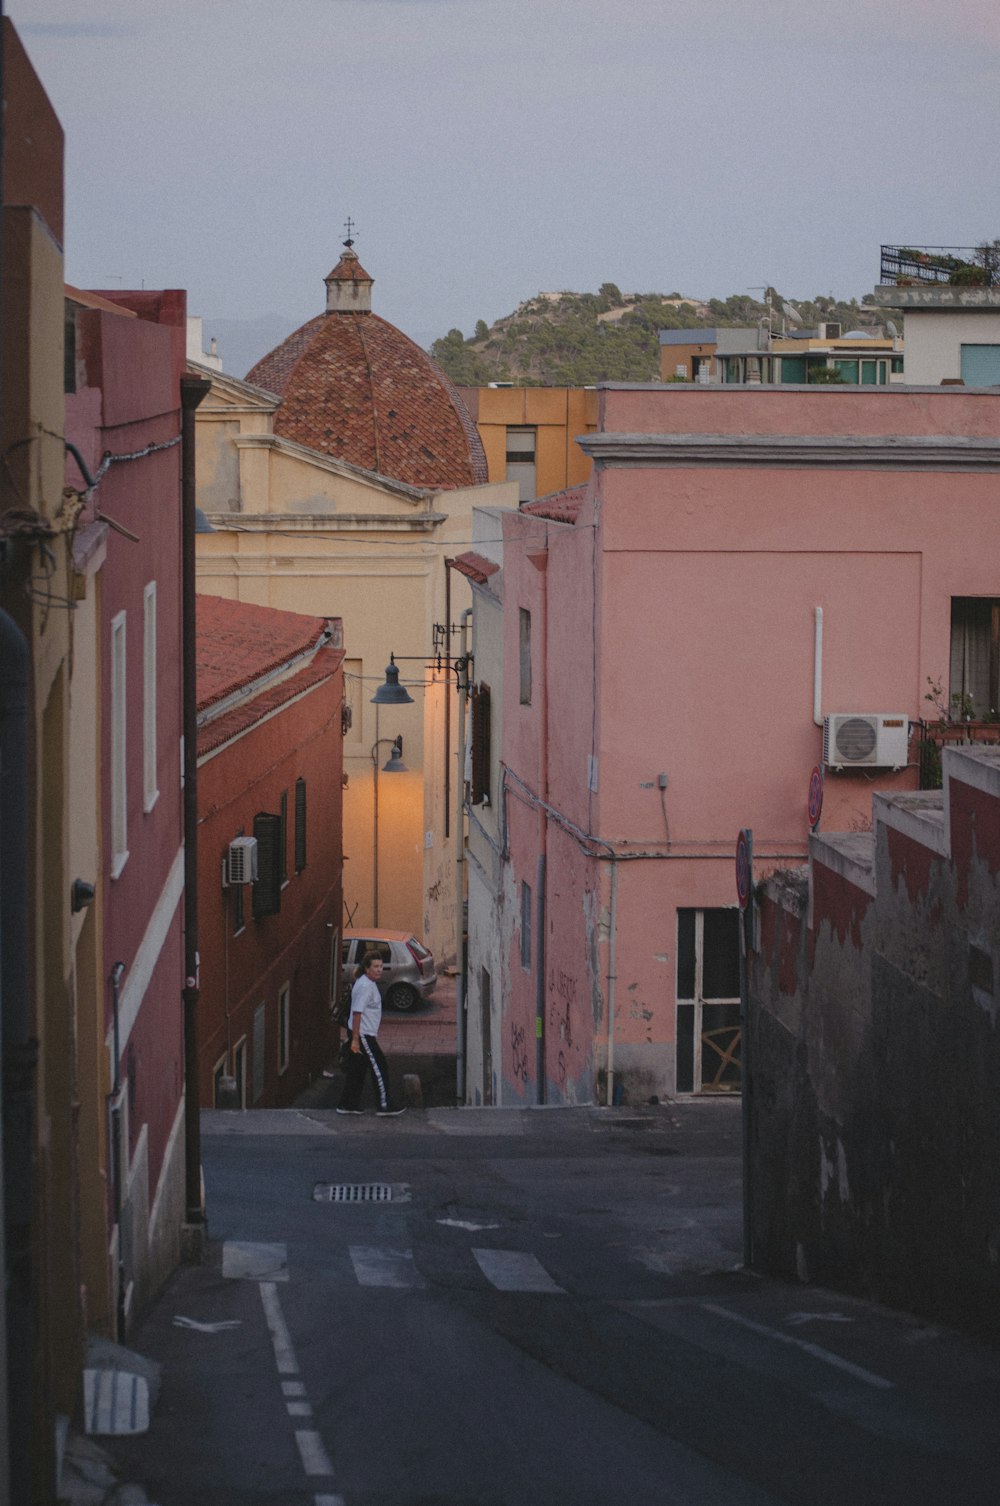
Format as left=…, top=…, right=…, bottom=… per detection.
left=370, top=658, right=414, bottom=927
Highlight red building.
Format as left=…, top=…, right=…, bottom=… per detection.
left=65, top=283, right=191, bottom=1325
left=196, top=596, right=345, bottom=1106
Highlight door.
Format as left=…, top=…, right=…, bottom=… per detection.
left=480, top=967, right=494, bottom=1106
left=676, top=908, right=741, bottom=1093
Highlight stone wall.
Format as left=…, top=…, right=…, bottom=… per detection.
left=747, top=747, right=1000, bottom=1334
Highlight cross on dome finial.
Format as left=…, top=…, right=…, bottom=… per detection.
left=343, top=215, right=356, bottom=250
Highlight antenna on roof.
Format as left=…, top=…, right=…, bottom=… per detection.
left=343, top=215, right=356, bottom=250
left=886, top=319, right=899, bottom=337
left=781, top=301, right=803, bottom=326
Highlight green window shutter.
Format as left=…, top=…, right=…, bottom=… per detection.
left=252, top=812, right=282, bottom=918
left=470, top=684, right=491, bottom=806
left=294, top=777, right=307, bottom=872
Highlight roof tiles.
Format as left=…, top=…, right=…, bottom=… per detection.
left=246, top=312, right=488, bottom=491
left=196, top=595, right=330, bottom=712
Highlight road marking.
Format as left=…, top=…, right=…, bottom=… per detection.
left=472, top=1249, right=565, bottom=1293
left=296, top=1429, right=335, bottom=1475
left=288, top=1401, right=313, bottom=1417
left=349, top=1245, right=426, bottom=1288
left=282, top=1380, right=306, bottom=1397
left=223, top=1240, right=288, bottom=1281
left=437, top=1218, right=501, bottom=1231
left=172, top=1315, right=241, bottom=1333
left=260, top=1281, right=299, bottom=1375
left=315, top=1496, right=346, bottom=1506
left=702, top=1304, right=894, bottom=1389
left=787, top=1311, right=854, bottom=1326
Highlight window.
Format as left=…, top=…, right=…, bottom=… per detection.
left=470, top=683, right=491, bottom=806
left=950, top=598, right=1000, bottom=719
left=111, top=611, right=128, bottom=876
left=520, top=881, right=532, bottom=971
left=278, top=984, right=291, bottom=1074
left=505, top=427, right=537, bottom=503
left=252, top=1003, right=266, bottom=1103
left=143, top=582, right=158, bottom=811
left=676, top=908, right=741, bottom=1094
left=294, top=778, right=307, bottom=871
left=960, top=345, right=1000, bottom=385
left=252, top=812, right=283, bottom=918
left=519, top=609, right=532, bottom=706
left=279, top=790, right=288, bottom=885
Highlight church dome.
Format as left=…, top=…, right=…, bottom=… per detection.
left=247, top=245, right=487, bottom=491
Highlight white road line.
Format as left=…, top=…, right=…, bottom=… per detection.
left=259, top=1281, right=299, bottom=1375
left=701, top=1304, right=894, bottom=1389
left=472, top=1248, right=565, bottom=1293
left=282, top=1380, right=306, bottom=1397
left=349, top=1245, right=426, bottom=1288
left=287, top=1401, right=313, bottom=1417
left=296, top=1429, right=335, bottom=1476
left=315, top=1495, right=346, bottom=1506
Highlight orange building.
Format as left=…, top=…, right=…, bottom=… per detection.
left=456, top=386, right=598, bottom=502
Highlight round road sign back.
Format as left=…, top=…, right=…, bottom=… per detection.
left=736, top=829, right=751, bottom=911
left=808, top=765, right=824, bottom=831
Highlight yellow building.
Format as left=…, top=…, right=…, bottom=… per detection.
left=193, top=333, right=518, bottom=967
left=456, top=385, right=598, bottom=502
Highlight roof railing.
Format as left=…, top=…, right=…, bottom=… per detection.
left=880, top=244, right=1000, bottom=289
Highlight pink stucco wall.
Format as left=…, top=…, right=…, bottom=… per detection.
left=495, top=383, right=1000, bottom=1103
left=65, top=292, right=187, bottom=1201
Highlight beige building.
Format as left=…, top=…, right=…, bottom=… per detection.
left=193, top=253, right=517, bottom=964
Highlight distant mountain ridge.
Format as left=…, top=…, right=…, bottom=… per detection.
left=431, top=283, right=889, bottom=386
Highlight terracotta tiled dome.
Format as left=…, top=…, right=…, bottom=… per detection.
left=247, top=248, right=487, bottom=491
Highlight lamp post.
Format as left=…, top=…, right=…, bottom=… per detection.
left=370, top=658, right=413, bottom=926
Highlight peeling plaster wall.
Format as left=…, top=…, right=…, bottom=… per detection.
left=748, top=749, right=1000, bottom=1335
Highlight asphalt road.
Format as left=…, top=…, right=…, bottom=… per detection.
left=107, top=1101, right=1000, bottom=1506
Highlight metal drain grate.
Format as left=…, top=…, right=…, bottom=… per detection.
left=313, top=1183, right=393, bottom=1203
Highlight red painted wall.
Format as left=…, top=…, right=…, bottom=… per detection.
left=197, top=649, right=344, bottom=1105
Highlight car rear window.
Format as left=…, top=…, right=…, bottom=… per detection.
left=407, top=939, right=431, bottom=960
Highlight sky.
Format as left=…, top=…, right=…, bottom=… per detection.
left=9, top=0, right=1000, bottom=356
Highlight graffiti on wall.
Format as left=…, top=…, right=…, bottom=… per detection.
left=510, top=1020, right=529, bottom=1083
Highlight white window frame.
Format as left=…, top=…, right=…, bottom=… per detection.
left=143, top=582, right=159, bottom=812
left=111, top=610, right=129, bottom=877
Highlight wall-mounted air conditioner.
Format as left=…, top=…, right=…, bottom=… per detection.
left=823, top=714, right=909, bottom=770
left=225, top=836, right=258, bottom=886
left=817, top=322, right=842, bottom=340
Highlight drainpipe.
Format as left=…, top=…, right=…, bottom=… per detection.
left=0, top=607, right=34, bottom=1506
left=108, top=962, right=126, bottom=1336
left=605, top=855, right=619, bottom=1107
left=455, top=608, right=471, bottom=1102
left=813, top=607, right=824, bottom=727
left=181, top=376, right=210, bottom=1246
left=535, top=548, right=549, bottom=1104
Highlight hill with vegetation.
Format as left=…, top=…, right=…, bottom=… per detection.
left=431, top=283, right=890, bottom=386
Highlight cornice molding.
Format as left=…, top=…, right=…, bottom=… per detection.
left=200, top=511, right=447, bottom=533
left=577, top=432, right=1000, bottom=471
left=231, top=432, right=431, bottom=502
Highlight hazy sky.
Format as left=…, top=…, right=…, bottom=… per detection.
left=10, top=0, right=1000, bottom=349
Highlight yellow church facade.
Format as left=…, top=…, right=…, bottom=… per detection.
left=193, top=363, right=518, bottom=967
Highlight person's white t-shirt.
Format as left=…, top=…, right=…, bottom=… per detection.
left=350, top=973, right=382, bottom=1037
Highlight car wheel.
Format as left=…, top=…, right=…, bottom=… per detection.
left=386, top=983, right=419, bottom=1012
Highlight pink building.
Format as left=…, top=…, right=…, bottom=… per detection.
left=196, top=597, right=345, bottom=1107
left=465, top=384, right=1000, bottom=1106
left=65, top=285, right=191, bottom=1321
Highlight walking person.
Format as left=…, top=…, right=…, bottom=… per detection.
left=337, top=952, right=404, bottom=1115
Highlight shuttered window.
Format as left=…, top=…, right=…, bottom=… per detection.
left=470, top=684, right=491, bottom=806
left=252, top=812, right=282, bottom=918
left=294, top=778, right=307, bottom=871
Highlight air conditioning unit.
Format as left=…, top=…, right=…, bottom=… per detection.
left=225, top=836, right=258, bottom=886
left=817, top=321, right=842, bottom=340
left=823, top=714, right=909, bottom=770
